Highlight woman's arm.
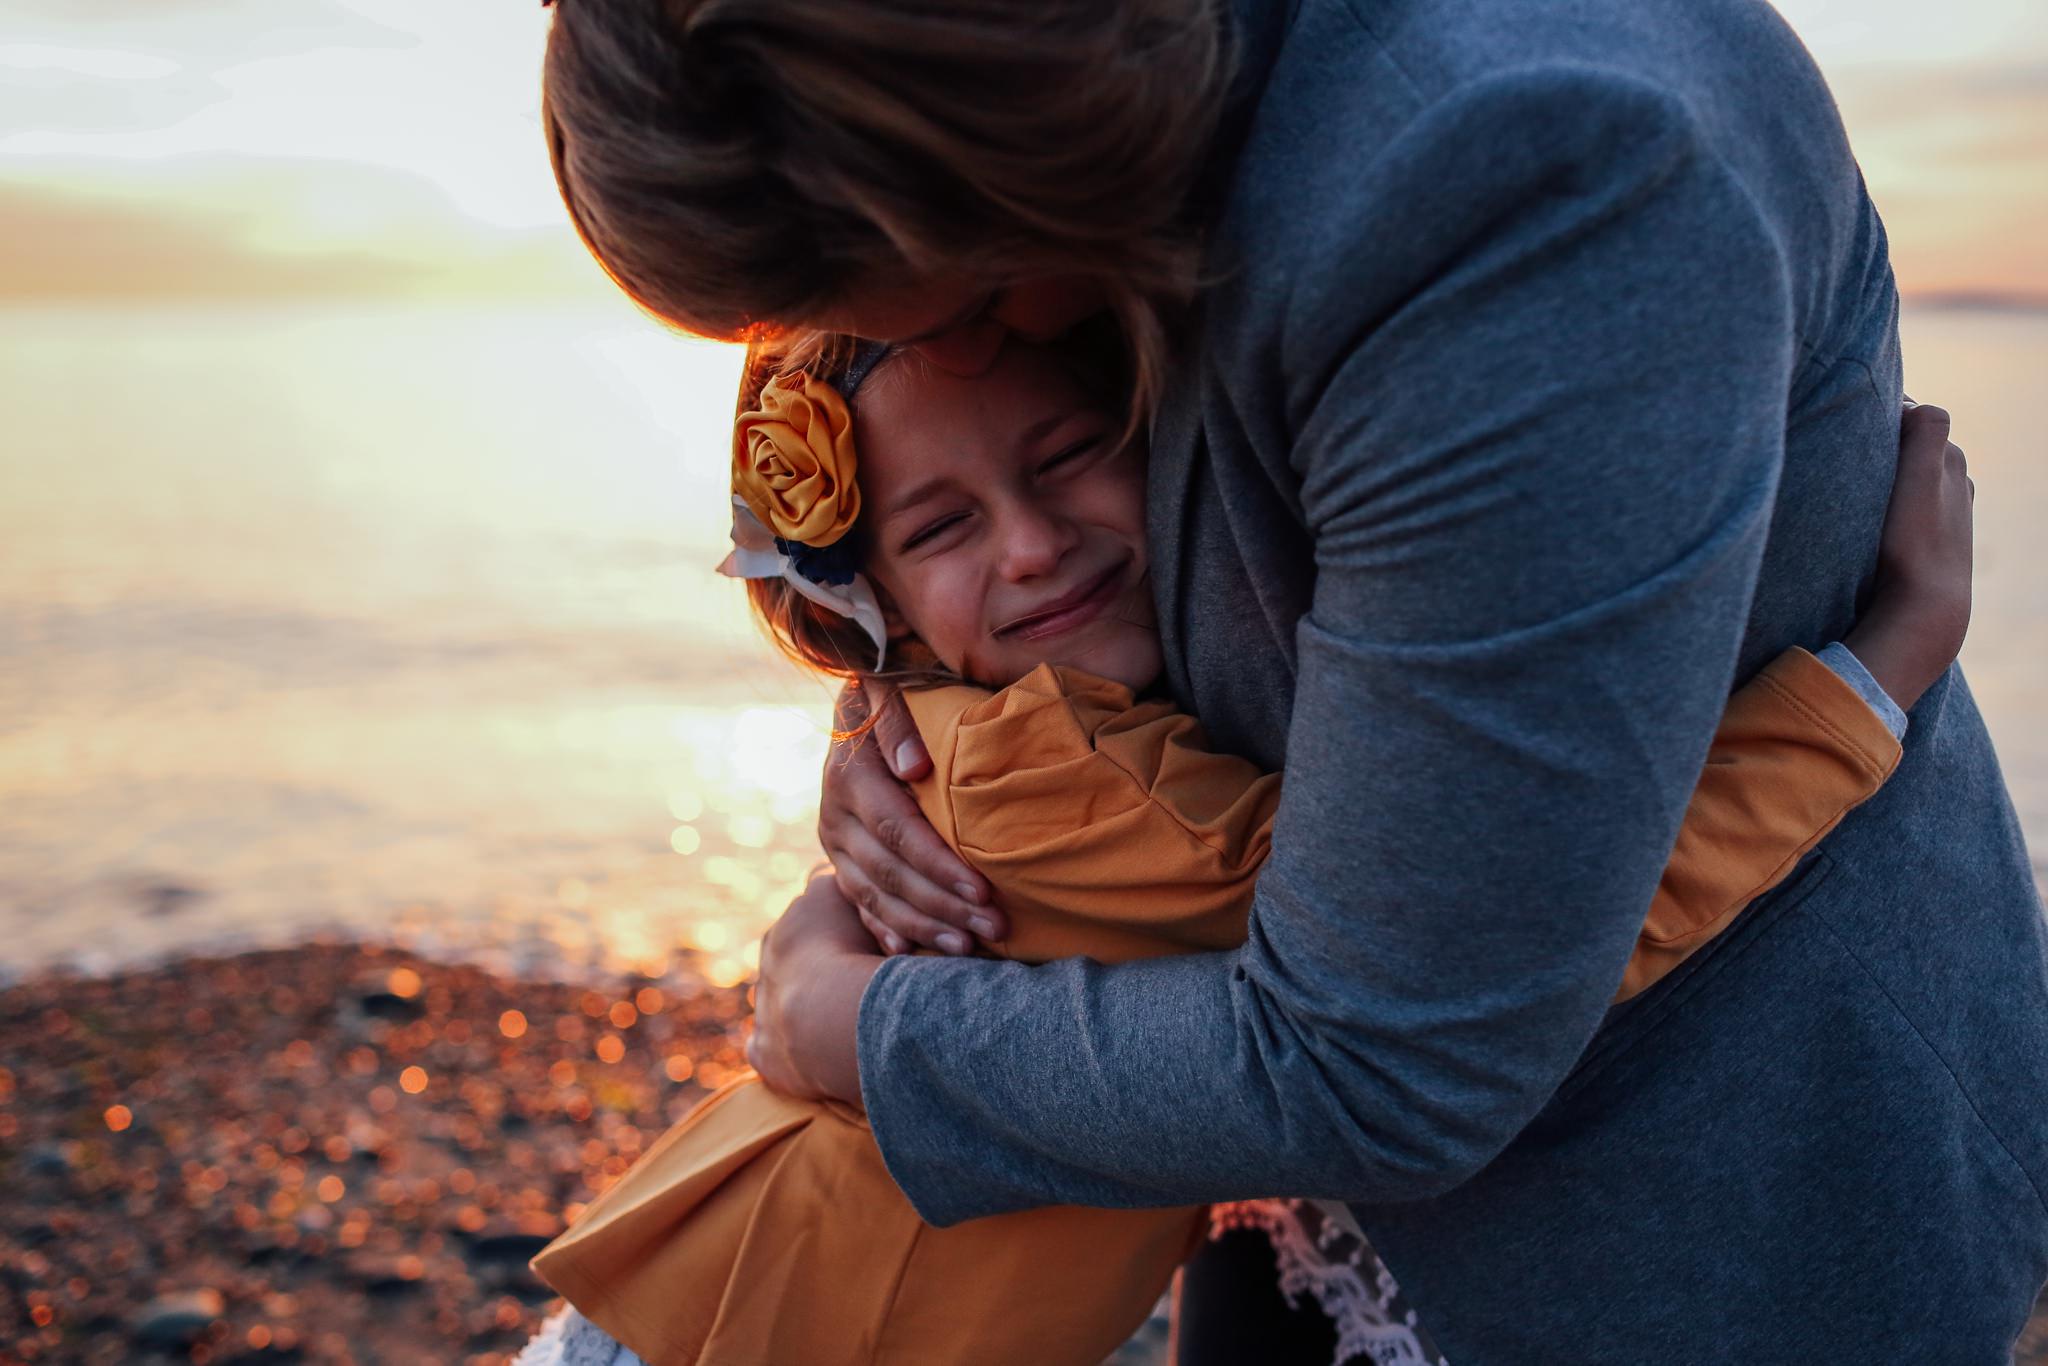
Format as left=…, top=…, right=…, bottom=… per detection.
left=750, top=397, right=1968, bottom=1155
left=760, top=68, right=1887, bottom=1221
left=841, top=70, right=1806, bottom=1220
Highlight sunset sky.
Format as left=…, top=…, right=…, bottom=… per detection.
left=1, top=0, right=2043, bottom=302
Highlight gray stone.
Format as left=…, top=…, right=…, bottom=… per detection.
left=131, top=1289, right=225, bottom=1348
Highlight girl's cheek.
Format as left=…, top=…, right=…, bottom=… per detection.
left=1082, top=457, right=1147, bottom=521
left=918, top=579, right=985, bottom=676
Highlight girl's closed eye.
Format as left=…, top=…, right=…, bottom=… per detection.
left=902, top=433, right=1109, bottom=553
left=1038, top=435, right=1106, bottom=477
left=901, top=510, right=970, bottom=553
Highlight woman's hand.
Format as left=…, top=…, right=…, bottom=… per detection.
left=819, top=682, right=1002, bottom=955
left=745, top=873, right=885, bottom=1106
left=1844, top=403, right=1974, bottom=712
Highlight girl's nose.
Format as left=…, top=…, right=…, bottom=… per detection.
left=994, top=499, right=1079, bottom=582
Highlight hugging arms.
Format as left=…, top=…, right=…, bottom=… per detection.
left=732, top=41, right=2046, bottom=1362
left=749, top=57, right=1935, bottom=1209
left=540, top=0, right=2048, bottom=1356
left=531, top=316, right=1965, bottom=1366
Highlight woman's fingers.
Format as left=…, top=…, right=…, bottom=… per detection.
left=854, top=907, right=908, bottom=957
left=862, top=681, right=931, bottom=781
left=830, top=811, right=1003, bottom=951
left=838, top=846, right=975, bottom=955
left=818, top=748, right=999, bottom=935
left=819, top=682, right=1000, bottom=945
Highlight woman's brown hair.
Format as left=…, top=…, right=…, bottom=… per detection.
left=542, top=0, right=1231, bottom=429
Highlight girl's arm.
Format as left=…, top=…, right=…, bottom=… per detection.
left=903, top=665, right=1277, bottom=966
left=913, top=402, right=1971, bottom=994
left=912, top=639, right=1919, bottom=1003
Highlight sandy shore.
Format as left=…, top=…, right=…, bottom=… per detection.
left=1, top=942, right=2040, bottom=1365
left=0, top=942, right=752, bottom=1365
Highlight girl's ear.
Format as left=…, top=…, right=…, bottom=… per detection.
left=865, top=576, right=950, bottom=675
left=872, top=586, right=945, bottom=675
left=872, top=583, right=915, bottom=643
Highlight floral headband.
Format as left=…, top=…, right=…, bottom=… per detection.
left=717, top=341, right=894, bottom=668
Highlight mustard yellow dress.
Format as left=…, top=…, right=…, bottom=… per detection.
left=531, top=648, right=1899, bottom=1366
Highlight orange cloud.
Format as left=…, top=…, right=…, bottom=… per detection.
left=0, top=162, right=609, bottom=302
left=1831, top=62, right=2048, bottom=298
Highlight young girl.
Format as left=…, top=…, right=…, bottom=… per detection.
left=520, top=329, right=1962, bottom=1366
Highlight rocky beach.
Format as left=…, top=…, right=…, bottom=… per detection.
left=0, top=943, right=754, bottom=1365
left=0, top=940, right=2041, bottom=1365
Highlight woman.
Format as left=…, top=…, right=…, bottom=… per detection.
left=540, top=0, right=2048, bottom=1359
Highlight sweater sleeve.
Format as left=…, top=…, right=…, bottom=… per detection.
left=858, top=65, right=1817, bottom=1223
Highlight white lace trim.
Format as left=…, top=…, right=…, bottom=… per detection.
left=512, top=1307, right=646, bottom=1366
left=518, top=1213, right=1434, bottom=1366
left=1210, top=1199, right=1446, bottom=1366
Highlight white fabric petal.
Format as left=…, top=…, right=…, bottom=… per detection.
left=725, top=497, right=778, bottom=552
left=716, top=498, right=887, bottom=670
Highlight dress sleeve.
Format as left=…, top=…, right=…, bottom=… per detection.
left=926, top=663, right=1280, bottom=965
left=920, top=647, right=1896, bottom=994
left=1623, top=646, right=1901, bottom=1000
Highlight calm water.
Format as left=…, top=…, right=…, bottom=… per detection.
left=0, top=303, right=831, bottom=983
left=1, top=301, right=2042, bottom=981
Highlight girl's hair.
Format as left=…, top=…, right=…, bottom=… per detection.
left=740, top=317, right=1133, bottom=688
left=737, top=338, right=932, bottom=690
left=542, top=0, right=1231, bottom=432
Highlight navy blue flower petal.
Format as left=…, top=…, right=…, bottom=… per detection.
left=775, top=536, right=861, bottom=587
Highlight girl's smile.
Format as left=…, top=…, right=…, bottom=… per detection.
left=994, top=555, right=1136, bottom=642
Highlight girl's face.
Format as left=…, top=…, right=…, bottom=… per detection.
left=854, top=340, right=1160, bottom=693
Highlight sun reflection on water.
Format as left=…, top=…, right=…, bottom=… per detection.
left=0, top=303, right=869, bottom=984
left=427, top=694, right=837, bottom=989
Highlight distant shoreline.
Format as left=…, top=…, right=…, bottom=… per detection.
left=1904, top=291, right=2048, bottom=315
left=0, top=290, right=2042, bottom=317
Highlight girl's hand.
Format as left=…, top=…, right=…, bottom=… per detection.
left=1844, top=403, right=1974, bottom=712
left=818, top=682, right=1002, bottom=956
left=745, top=872, right=882, bottom=1106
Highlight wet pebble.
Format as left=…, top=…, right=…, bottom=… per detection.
left=357, top=989, right=426, bottom=1023
left=1, top=942, right=753, bottom=1364
left=25, top=1144, right=72, bottom=1177
left=131, top=1288, right=225, bottom=1347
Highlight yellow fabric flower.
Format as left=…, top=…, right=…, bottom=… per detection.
left=732, top=370, right=861, bottom=547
